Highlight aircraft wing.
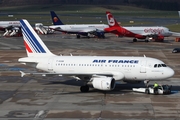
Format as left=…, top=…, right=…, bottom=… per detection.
left=49, top=26, right=62, bottom=31
left=169, top=31, right=180, bottom=37
left=19, top=71, right=123, bottom=80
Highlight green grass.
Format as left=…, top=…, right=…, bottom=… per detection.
left=165, top=24, right=180, bottom=32
left=0, top=5, right=150, bottom=12
left=0, top=5, right=178, bottom=17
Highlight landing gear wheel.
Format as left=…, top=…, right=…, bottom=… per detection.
left=80, top=85, right=89, bottom=92
left=145, top=40, right=149, bottom=42
left=101, top=35, right=105, bottom=39
left=133, top=38, right=137, bottom=42
left=76, top=34, right=80, bottom=39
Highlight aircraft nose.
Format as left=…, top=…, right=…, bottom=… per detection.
left=166, top=67, right=174, bottom=78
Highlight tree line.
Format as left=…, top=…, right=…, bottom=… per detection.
left=0, top=0, right=179, bottom=11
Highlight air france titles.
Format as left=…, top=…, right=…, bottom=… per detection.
left=92, top=59, right=139, bottom=64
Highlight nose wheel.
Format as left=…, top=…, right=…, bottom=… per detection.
left=80, top=85, right=89, bottom=92
left=133, top=38, right=137, bottom=42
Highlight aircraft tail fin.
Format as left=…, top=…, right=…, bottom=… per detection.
left=50, top=11, right=64, bottom=25
left=20, top=19, right=55, bottom=57
left=106, top=11, right=120, bottom=27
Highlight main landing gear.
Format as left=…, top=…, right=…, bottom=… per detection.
left=133, top=38, right=149, bottom=42
left=80, top=85, right=89, bottom=92
left=76, top=34, right=80, bottom=39
left=133, top=38, right=137, bottom=42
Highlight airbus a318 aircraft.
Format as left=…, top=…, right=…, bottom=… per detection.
left=49, top=11, right=108, bottom=38
left=19, top=19, right=174, bottom=92
left=105, top=11, right=180, bottom=42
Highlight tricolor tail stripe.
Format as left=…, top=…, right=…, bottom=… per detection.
left=24, top=40, right=32, bottom=53
left=20, top=20, right=46, bottom=53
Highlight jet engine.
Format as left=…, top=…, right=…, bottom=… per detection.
left=92, top=77, right=116, bottom=90
left=96, top=31, right=105, bottom=38
left=151, top=35, right=164, bottom=42
left=91, top=29, right=105, bottom=38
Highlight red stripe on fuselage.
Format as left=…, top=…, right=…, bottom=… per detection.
left=24, top=40, right=32, bottom=53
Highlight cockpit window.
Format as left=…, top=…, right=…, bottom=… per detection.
left=158, top=64, right=161, bottom=67
left=154, top=64, right=157, bottom=68
left=161, top=64, right=167, bottom=67
left=154, top=64, right=167, bottom=68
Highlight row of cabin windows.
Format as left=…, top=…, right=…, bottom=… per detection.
left=55, top=63, right=136, bottom=67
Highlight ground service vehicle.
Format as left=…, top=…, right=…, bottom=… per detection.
left=133, top=85, right=172, bottom=95
left=172, top=48, right=180, bottom=53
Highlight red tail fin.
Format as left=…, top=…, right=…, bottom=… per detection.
left=106, top=11, right=120, bottom=27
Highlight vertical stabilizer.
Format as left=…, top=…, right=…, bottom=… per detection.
left=106, top=11, right=120, bottom=27
left=20, top=19, right=55, bottom=57
left=50, top=11, right=64, bottom=25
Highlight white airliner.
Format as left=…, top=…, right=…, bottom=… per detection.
left=105, top=11, right=180, bottom=42
left=0, top=21, right=21, bottom=36
left=0, top=21, right=20, bottom=31
left=19, top=19, right=174, bottom=92
left=49, top=11, right=108, bottom=38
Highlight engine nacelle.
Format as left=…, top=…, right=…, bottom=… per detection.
left=151, top=35, right=164, bottom=42
left=92, top=77, right=116, bottom=91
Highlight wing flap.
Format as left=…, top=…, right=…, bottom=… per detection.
left=20, top=71, right=113, bottom=77
left=19, top=71, right=124, bottom=81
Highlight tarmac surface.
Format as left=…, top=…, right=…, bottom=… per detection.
left=0, top=32, right=180, bottom=120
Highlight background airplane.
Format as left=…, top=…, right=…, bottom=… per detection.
left=104, top=11, right=180, bottom=42
left=0, top=21, right=22, bottom=36
left=49, top=11, right=108, bottom=38
left=19, top=19, right=174, bottom=92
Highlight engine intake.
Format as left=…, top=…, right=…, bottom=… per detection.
left=92, top=77, right=116, bottom=91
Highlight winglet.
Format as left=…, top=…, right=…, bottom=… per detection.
left=50, top=11, right=64, bottom=25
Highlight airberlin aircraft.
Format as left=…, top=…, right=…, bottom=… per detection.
left=18, top=19, right=174, bottom=92
left=105, top=11, right=180, bottom=42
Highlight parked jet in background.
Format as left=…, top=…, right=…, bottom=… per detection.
left=19, top=19, right=174, bottom=92
left=49, top=11, right=108, bottom=38
left=0, top=21, right=20, bottom=31
left=0, top=21, right=22, bottom=36
left=105, top=11, right=180, bottom=42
